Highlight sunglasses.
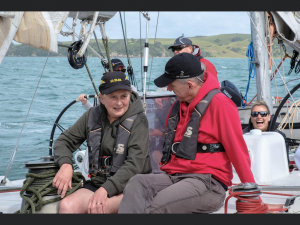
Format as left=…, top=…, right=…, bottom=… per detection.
left=115, top=68, right=126, bottom=73
left=251, top=111, right=269, bottom=117
left=171, top=45, right=189, bottom=53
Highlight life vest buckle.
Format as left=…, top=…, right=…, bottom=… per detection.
left=171, top=142, right=181, bottom=154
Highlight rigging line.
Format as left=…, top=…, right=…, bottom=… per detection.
left=123, top=12, right=131, bottom=66
left=119, top=11, right=137, bottom=88
left=279, top=77, right=300, bottom=86
left=139, top=12, right=144, bottom=92
left=123, top=12, right=138, bottom=88
left=1, top=51, right=51, bottom=186
left=93, top=31, right=106, bottom=59
left=93, top=31, right=107, bottom=71
left=278, top=100, right=300, bottom=132
left=247, top=11, right=300, bottom=115
left=119, top=12, right=131, bottom=67
left=148, top=11, right=160, bottom=91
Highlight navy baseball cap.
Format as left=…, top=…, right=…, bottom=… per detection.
left=109, top=59, right=125, bottom=71
left=154, top=53, right=204, bottom=87
left=168, top=36, right=193, bottom=49
left=99, top=71, right=131, bottom=94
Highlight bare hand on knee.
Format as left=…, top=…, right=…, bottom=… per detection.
left=88, top=187, right=108, bottom=214
left=52, top=163, right=73, bottom=198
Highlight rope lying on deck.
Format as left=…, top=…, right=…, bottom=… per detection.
left=14, top=169, right=85, bottom=214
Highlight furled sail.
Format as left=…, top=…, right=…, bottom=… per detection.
left=13, top=12, right=69, bottom=54
left=0, top=12, right=24, bottom=65
left=270, top=11, right=300, bottom=52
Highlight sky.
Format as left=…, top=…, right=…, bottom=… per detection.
left=57, top=11, right=251, bottom=42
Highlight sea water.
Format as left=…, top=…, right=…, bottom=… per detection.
left=1, top=57, right=300, bottom=181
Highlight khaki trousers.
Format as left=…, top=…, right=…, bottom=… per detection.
left=118, top=173, right=226, bottom=214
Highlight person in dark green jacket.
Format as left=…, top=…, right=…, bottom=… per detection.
left=53, top=72, right=151, bottom=214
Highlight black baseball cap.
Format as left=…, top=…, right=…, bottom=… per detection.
left=168, top=36, right=193, bottom=49
left=154, top=53, right=204, bottom=87
left=99, top=71, right=131, bottom=94
left=109, top=59, right=125, bottom=71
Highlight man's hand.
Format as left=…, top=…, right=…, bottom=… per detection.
left=88, top=187, right=108, bottom=214
left=52, top=163, right=73, bottom=198
left=78, top=94, right=88, bottom=105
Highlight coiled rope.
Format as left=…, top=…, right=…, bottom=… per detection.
left=14, top=169, right=85, bottom=214
left=241, top=42, right=256, bottom=108
left=225, top=188, right=268, bottom=214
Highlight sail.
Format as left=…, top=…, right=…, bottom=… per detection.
left=13, top=11, right=69, bottom=54
left=0, top=12, right=24, bottom=65
left=0, top=12, right=16, bottom=18
left=270, top=11, right=300, bottom=52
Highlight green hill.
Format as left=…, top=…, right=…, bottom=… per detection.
left=5, top=34, right=294, bottom=58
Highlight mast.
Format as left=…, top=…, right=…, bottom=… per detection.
left=250, top=11, right=273, bottom=114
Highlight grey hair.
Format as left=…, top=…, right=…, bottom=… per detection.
left=177, top=62, right=206, bottom=86
left=251, top=100, right=270, bottom=114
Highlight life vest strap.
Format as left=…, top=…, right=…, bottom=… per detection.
left=172, top=142, right=225, bottom=154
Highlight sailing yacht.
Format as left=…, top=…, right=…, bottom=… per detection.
left=0, top=11, right=300, bottom=214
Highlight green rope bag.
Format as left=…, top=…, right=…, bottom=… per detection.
left=14, top=169, right=86, bottom=214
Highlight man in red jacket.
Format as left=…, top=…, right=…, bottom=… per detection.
left=168, top=36, right=218, bottom=82
left=118, top=53, right=256, bottom=214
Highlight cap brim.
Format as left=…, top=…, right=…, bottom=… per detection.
left=102, top=84, right=131, bottom=95
left=168, top=43, right=182, bottom=49
left=154, top=74, right=176, bottom=87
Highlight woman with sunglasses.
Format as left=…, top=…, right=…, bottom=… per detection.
left=78, top=59, right=137, bottom=110
left=243, top=100, right=289, bottom=165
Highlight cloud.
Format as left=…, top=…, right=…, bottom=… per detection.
left=57, top=11, right=251, bottom=42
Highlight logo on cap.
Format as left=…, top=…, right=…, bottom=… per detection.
left=100, top=80, right=105, bottom=84
left=110, top=78, right=122, bottom=83
left=180, top=71, right=184, bottom=76
left=112, top=63, right=115, bottom=66
left=179, top=37, right=184, bottom=44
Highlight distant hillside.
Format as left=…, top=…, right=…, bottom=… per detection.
left=5, top=34, right=294, bottom=58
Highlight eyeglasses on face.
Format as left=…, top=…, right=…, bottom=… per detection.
left=115, top=68, right=126, bottom=73
left=251, top=111, right=269, bottom=117
left=171, top=45, right=189, bottom=53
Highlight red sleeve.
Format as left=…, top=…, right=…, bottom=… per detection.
left=213, top=95, right=256, bottom=183
left=200, top=58, right=218, bottom=82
